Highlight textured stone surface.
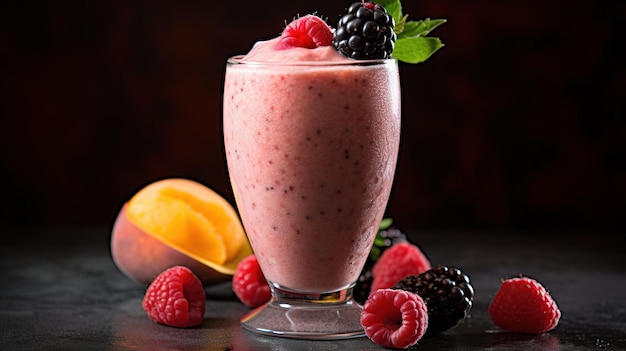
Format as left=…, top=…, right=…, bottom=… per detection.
left=1, top=227, right=625, bottom=350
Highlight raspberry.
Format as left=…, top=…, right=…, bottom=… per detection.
left=394, top=265, right=474, bottom=335
left=488, top=277, right=561, bottom=334
left=232, top=255, right=272, bottom=308
left=277, top=15, right=333, bottom=50
left=370, top=242, right=431, bottom=293
left=142, top=266, right=206, bottom=328
left=333, top=1, right=397, bottom=59
left=361, top=289, right=428, bottom=349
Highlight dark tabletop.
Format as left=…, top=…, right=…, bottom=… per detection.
left=1, top=226, right=625, bottom=351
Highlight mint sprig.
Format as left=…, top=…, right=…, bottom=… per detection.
left=369, top=218, right=394, bottom=261
left=378, top=217, right=393, bottom=231
left=375, top=0, right=447, bottom=64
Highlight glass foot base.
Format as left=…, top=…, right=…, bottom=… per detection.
left=240, top=283, right=365, bottom=340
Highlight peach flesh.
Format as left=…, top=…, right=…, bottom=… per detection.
left=111, top=204, right=232, bottom=286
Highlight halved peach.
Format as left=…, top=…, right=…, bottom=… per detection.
left=110, top=178, right=252, bottom=286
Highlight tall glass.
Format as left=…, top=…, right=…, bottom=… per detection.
left=223, top=56, right=401, bottom=339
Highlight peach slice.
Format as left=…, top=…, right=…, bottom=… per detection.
left=110, top=178, right=252, bottom=286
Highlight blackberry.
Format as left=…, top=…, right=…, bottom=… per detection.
left=333, top=2, right=397, bottom=59
left=354, top=226, right=409, bottom=304
left=393, top=265, right=474, bottom=335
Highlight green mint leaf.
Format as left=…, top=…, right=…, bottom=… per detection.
left=370, top=218, right=393, bottom=261
left=373, top=0, right=447, bottom=64
left=379, top=218, right=393, bottom=230
left=369, top=245, right=382, bottom=261
left=400, top=18, right=447, bottom=39
left=393, top=36, right=444, bottom=64
left=374, top=0, right=403, bottom=24
left=394, top=15, right=409, bottom=35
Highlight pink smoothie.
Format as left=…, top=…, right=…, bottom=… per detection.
left=223, top=38, right=401, bottom=293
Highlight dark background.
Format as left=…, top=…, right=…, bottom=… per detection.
left=1, top=0, right=624, bottom=233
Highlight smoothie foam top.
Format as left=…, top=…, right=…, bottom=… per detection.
left=241, top=37, right=351, bottom=63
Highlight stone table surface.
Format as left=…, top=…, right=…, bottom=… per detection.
left=1, top=226, right=625, bottom=350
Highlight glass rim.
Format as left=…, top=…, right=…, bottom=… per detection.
left=226, top=55, right=397, bottom=67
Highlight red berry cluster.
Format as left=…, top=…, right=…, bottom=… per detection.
left=489, top=277, right=561, bottom=334
left=142, top=266, right=206, bottom=328
left=277, top=15, right=333, bottom=50
left=232, top=255, right=272, bottom=308
left=371, top=242, right=431, bottom=292
left=361, top=289, right=428, bottom=349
